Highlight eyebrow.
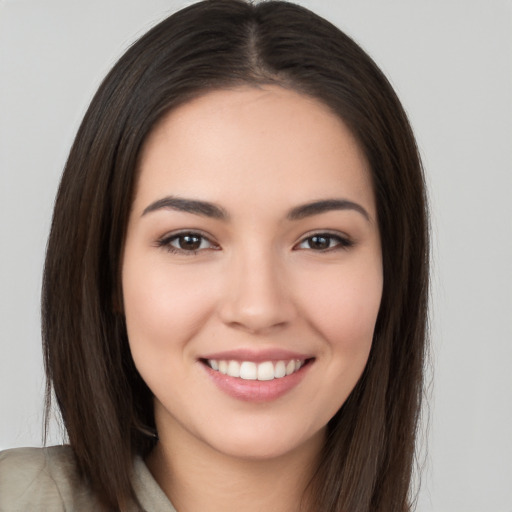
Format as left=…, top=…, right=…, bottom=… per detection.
left=141, top=196, right=228, bottom=219
left=141, top=196, right=370, bottom=222
left=287, top=199, right=371, bottom=222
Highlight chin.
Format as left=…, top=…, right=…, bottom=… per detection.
left=203, top=425, right=325, bottom=463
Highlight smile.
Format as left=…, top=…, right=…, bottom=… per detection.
left=206, top=359, right=305, bottom=381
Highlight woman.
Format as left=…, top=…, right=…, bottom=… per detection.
left=0, top=1, right=428, bottom=511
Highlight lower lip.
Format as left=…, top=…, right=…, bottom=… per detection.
left=203, top=361, right=312, bottom=402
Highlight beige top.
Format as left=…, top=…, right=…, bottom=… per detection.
left=0, top=445, right=176, bottom=511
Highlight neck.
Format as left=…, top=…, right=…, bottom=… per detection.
left=146, top=421, right=324, bottom=512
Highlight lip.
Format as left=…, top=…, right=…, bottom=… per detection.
left=200, top=348, right=313, bottom=363
left=199, top=349, right=314, bottom=402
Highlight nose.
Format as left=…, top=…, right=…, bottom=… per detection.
left=218, top=247, right=297, bottom=335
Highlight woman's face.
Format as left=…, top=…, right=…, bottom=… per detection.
left=122, top=86, right=382, bottom=461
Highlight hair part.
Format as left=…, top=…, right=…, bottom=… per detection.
left=43, top=1, right=429, bottom=510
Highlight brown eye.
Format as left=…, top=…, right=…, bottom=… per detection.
left=308, top=235, right=331, bottom=250
left=176, top=234, right=202, bottom=251
left=296, top=233, right=353, bottom=251
left=158, top=231, right=217, bottom=254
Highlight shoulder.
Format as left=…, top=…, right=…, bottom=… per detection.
left=0, top=445, right=102, bottom=511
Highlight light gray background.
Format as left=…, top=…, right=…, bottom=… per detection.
left=1, top=1, right=511, bottom=510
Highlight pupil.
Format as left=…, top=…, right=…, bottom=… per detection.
left=179, top=235, right=201, bottom=250
left=310, top=235, right=329, bottom=249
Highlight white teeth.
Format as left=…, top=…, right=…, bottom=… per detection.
left=218, top=360, right=228, bottom=374
left=240, top=361, right=257, bottom=380
left=227, top=360, right=240, bottom=378
left=207, top=358, right=306, bottom=380
left=274, top=361, right=286, bottom=378
left=257, top=361, right=275, bottom=381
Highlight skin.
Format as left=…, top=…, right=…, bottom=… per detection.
left=122, top=86, right=383, bottom=512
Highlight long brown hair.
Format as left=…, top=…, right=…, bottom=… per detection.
left=43, top=1, right=429, bottom=510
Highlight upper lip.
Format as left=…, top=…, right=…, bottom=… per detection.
left=200, top=348, right=314, bottom=363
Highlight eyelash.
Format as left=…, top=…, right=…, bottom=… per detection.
left=156, top=231, right=354, bottom=255
left=295, top=232, right=354, bottom=252
left=157, top=231, right=219, bottom=255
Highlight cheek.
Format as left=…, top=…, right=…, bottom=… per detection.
left=298, top=261, right=383, bottom=355
left=122, top=258, right=218, bottom=361
left=284, top=260, right=382, bottom=432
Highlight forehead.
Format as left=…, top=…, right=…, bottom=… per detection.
left=135, top=85, right=375, bottom=218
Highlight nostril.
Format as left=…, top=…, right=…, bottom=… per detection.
left=219, top=301, right=296, bottom=335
